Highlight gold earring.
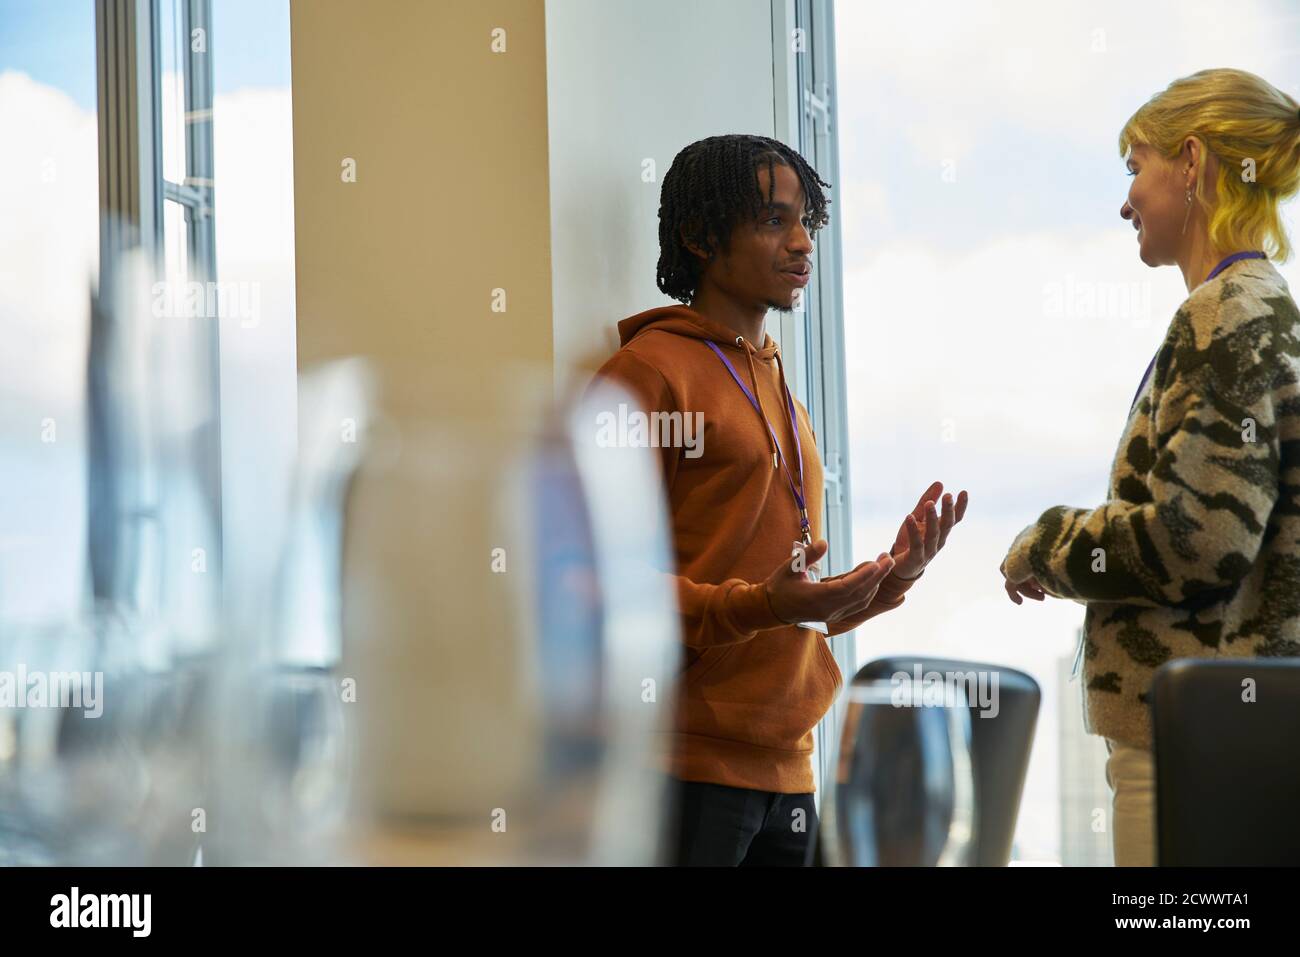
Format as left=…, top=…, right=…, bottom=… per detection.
left=1181, top=187, right=1194, bottom=235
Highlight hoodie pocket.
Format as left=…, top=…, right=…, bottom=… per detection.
left=683, top=645, right=736, bottom=688
left=678, top=630, right=839, bottom=753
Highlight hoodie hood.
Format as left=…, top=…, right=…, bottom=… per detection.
left=616, top=304, right=789, bottom=473
left=617, top=305, right=780, bottom=359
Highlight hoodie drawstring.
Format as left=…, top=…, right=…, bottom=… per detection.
left=772, top=348, right=803, bottom=482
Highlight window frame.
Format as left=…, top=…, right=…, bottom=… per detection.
left=771, top=0, right=853, bottom=797
left=165, top=0, right=216, bottom=285
left=93, top=0, right=223, bottom=622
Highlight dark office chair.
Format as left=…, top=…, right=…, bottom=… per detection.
left=1151, top=658, right=1300, bottom=866
left=811, top=657, right=1040, bottom=866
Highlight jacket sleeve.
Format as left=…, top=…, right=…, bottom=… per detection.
left=589, top=348, right=789, bottom=648
left=1002, top=294, right=1288, bottom=606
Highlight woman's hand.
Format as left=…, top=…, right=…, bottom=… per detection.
left=999, top=558, right=1047, bottom=605
left=888, top=481, right=968, bottom=580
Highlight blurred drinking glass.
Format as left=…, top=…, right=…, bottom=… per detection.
left=820, top=679, right=976, bottom=866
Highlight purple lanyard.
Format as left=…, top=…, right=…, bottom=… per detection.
left=703, top=340, right=812, bottom=542
left=1130, top=251, right=1267, bottom=410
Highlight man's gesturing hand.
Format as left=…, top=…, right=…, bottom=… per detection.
left=764, top=539, right=895, bottom=626
left=889, top=481, right=969, bottom=580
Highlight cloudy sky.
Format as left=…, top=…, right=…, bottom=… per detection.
left=834, top=0, right=1300, bottom=860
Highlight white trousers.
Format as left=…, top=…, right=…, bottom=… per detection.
left=1104, top=738, right=1156, bottom=866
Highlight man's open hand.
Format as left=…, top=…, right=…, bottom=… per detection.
left=765, top=539, right=895, bottom=625
left=888, top=481, right=968, bottom=580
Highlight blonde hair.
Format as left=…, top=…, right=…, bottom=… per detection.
left=1119, top=68, right=1300, bottom=262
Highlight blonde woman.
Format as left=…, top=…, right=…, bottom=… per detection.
left=1000, top=68, right=1300, bottom=866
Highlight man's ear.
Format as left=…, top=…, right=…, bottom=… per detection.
left=679, top=220, right=714, bottom=262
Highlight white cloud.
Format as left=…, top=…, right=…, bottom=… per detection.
left=835, top=0, right=1292, bottom=166
left=0, top=70, right=98, bottom=413
left=842, top=225, right=1194, bottom=518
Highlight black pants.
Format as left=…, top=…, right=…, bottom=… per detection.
left=667, top=776, right=817, bottom=866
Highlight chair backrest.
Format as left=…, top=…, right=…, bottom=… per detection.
left=822, top=657, right=1040, bottom=866
left=1151, top=658, right=1300, bottom=865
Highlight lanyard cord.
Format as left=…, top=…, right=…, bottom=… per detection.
left=704, top=339, right=812, bottom=542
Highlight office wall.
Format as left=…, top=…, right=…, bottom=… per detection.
left=288, top=1, right=557, bottom=814
left=290, top=0, right=554, bottom=411
left=544, top=0, right=779, bottom=387
left=287, top=0, right=787, bottom=820
left=292, top=0, right=782, bottom=403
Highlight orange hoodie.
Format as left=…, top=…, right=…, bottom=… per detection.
left=591, top=305, right=917, bottom=793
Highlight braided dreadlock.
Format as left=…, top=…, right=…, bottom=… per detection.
left=656, top=134, right=832, bottom=304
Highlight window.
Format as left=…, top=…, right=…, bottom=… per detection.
left=207, top=0, right=299, bottom=660
left=771, top=0, right=853, bottom=795
left=160, top=0, right=216, bottom=287
left=93, top=0, right=222, bottom=652
left=834, top=0, right=1300, bottom=863
left=82, top=0, right=295, bottom=656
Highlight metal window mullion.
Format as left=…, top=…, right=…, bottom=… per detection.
left=163, top=179, right=205, bottom=208
left=182, top=0, right=216, bottom=283
left=138, top=0, right=163, bottom=258
left=812, top=0, right=854, bottom=682
left=797, top=0, right=835, bottom=801
left=181, top=0, right=226, bottom=620
left=94, top=0, right=226, bottom=632
left=92, top=0, right=166, bottom=613
left=772, top=0, right=855, bottom=803
left=96, top=0, right=165, bottom=263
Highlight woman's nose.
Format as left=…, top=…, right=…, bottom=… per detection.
left=1120, top=201, right=1134, bottom=222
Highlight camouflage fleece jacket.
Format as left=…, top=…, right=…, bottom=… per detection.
left=1002, top=256, right=1300, bottom=748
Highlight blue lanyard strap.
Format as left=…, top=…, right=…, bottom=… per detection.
left=1130, top=251, right=1267, bottom=410
left=1205, top=250, right=1266, bottom=281
left=703, top=340, right=811, bottom=541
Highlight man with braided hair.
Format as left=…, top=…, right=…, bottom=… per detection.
left=590, top=134, right=968, bottom=866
